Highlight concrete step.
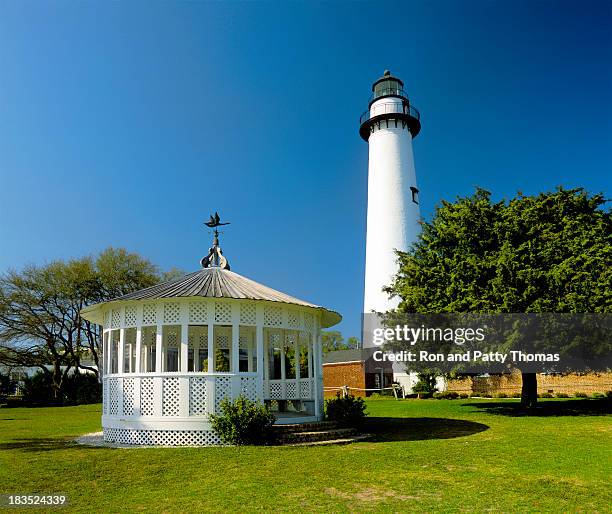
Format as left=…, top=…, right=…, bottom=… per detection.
left=287, top=434, right=373, bottom=447
left=272, top=421, right=338, bottom=433
left=276, top=427, right=358, bottom=444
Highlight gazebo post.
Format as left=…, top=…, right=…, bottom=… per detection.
left=313, top=330, right=321, bottom=418
left=207, top=321, right=214, bottom=373
left=179, top=303, right=189, bottom=416
left=280, top=329, right=286, bottom=399
left=135, top=305, right=142, bottom=374
left=118, top=327, right=125, bottom=374
left=256, top=305, right=265, bottom=400
left=206, top=305, right=215, bottom=416
left=231, top=303, right=240, bottom=398
left=180, top=304, right=189, bottom=373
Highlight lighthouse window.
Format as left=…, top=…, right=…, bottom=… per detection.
left=410, top=186, right=419, bottom=204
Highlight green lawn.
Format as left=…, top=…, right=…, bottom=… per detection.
left=1, top=399, right=610, bottom=513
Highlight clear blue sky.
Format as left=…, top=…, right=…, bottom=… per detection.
left=0, top=1, right=610, bottom=338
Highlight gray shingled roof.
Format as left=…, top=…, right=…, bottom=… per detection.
left=81, top=267, right=341, bottom=327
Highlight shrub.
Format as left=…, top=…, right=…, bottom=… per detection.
left=21, top=371, right=102, bottom=406
left=459, top=393, right=469, bottom=399
left=0, top=372, right=17, bottom=398
left=63, top=373, right=102, bottom=405
left=433, top=391, right=459, bottom=400
left=412, top=373, right=438, bottom=395
left=606, top=391, right=612, bottom=399
left=555, top=392, right=569, bottom=398
left=325, top=393, right=367, bottom=427
left=21, top=372, right=55, bottom=405
left=539, top=392, right=554, bottom=398
left=592, top=392, right=605, bottom=399
left=495, top=393, right=508, bottom=398
left=574, top=392, right=588, bottom=398
left=209, top=396, right=276, bottom=446
left=511, top=392, right=521, bottom=398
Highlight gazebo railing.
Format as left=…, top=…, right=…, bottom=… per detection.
left=103, top=373, right=260, bottom=419
left=264, top=378, right=314, bottom=401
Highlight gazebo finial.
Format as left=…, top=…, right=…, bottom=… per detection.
left=201, top=212, right=231, bottom=270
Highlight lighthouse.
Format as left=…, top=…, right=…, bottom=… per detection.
left=360, top=70, right=421, bottom=314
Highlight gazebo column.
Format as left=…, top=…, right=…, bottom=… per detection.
left=280, top=329, right=286, bottom=398
left=133, top=307, right=142, bottom=416
left=313, top=330, right=321, bottom=418
left=295, top=332, right=300, bottom=390
left=256, top=305, right=265, bottom=400
left=307, top=336, right=313, bottom=379
left=117, top=326, right=125, bottom=416
left=154, top=305, right=163, bottom=417
left=105, top=330, right=112, bottom=375
left=118, top=328, right=125, bottom=374
left=231, top=303, right=241, bottom=398
left=179, top=304, right=189, bottom=417
left=206, top=303, right=215, bottom=415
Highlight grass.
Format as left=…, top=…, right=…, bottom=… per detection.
left=0, top=398, right=610, bottom=513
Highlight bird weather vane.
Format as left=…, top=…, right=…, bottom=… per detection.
left=201, top=212, right=231, bottom=270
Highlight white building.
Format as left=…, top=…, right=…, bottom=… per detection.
left=359, top=70, right=422, bottom=392
left=81, top=232, right=340, bottom=446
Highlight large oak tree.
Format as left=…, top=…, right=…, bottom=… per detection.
left=386, top=187, right=611, bottom=407
left=0, top=247, right=179, bottom=402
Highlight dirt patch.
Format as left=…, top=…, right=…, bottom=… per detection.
left=325, top=486, right=420, bottom=504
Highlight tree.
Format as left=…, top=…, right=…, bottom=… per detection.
left=386, top=187, right=611, bottom=407
left=0, top=248, right=178, bottom=402
left=321, top=331, right=360, bottom=354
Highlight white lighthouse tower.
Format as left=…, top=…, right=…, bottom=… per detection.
left=360, top=70, right=421, bottom=314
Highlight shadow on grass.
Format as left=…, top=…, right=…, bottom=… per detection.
left=0, top=437, right=104, bottom=453
left=464, top=398, right=611, bottom=417
left=363, top=417, right=489, bottom=442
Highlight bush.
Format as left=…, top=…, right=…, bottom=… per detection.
left=574, top=392, right=588, bottom=398
left=511, top=392, right=521, bottom=398
left=209, top=396, right=276, bottom=446
left=495, top=393, right=508, bottom=398
left=433, top=391, right=459, bottom=400
left=555, top=392, right=569, bottom=398
left=592, top=392, right=605, bottom=399
left=21, top=371, right=101, bottom=406
left=412, top=373, right=438, bottom=395
left=63, top=373, right=102, bottom=405
left=0, top=372, right=17, bottom=399
left=325, top=393, right=367, bottom=427
left=539, top=392, right=554, bottom=398
left=606, top=391, right=612, bottom=399
left=459, top=393, right=469, bottom=399
left=22, top=372, right=55, bottom=405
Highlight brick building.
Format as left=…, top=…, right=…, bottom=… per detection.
left=322, top=349, right=393, bottom=398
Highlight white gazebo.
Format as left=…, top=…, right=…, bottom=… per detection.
left=81, top=229, right=341, bottom=446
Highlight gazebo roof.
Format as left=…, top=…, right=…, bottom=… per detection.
left=81, top=267, right=342, bottom=328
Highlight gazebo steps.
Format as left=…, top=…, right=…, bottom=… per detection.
left=275, top=427, right=359, bottom=444
left=273, top=420, right=338, bottom=433
left=287, top=434, right=373, bottom=447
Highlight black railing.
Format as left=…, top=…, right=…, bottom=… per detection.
left=360, top=102, right=420, bottom=125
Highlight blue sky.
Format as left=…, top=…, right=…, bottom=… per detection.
left=0, top=1, right=610, bottom=338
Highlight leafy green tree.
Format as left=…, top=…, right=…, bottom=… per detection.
left=0, top=248, right=179, bottom=401
left=321, top=331, right=360, bottom=354
left=386, top=187, right=611, bottom=407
